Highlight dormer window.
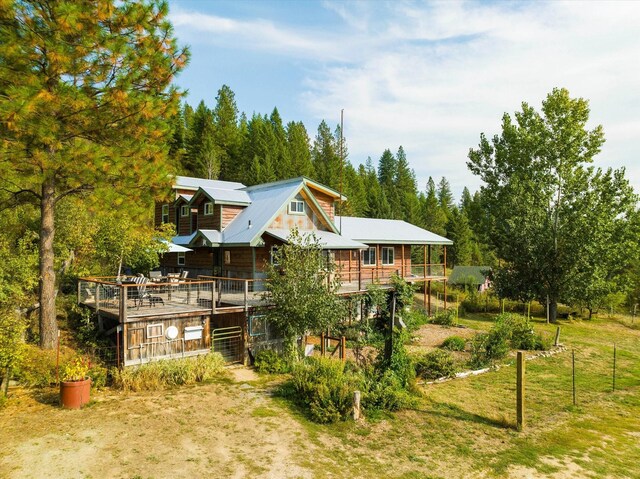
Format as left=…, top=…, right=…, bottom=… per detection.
left=204, top=202, right=214, bottom=216
left=289, top=200, right=305, bottom=215
left=180, top=205, right=189, bottom=217
left=161, top=205, right=169, bottom=223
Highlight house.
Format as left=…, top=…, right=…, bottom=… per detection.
left=78, top=176, right=452, bottom=366
left=449, top=266, right=492, bottom=293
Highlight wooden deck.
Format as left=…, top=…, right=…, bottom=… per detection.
left=78, top=272, right=448, bottom=323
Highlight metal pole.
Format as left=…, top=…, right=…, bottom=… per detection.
left=339, top=109, right=344, bottom=234
left=56, top=330, right=61, bottom=385
left=517, top=351, right=525, bottom=431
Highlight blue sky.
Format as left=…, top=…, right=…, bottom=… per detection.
left=169, top=0, right=640, bottom=198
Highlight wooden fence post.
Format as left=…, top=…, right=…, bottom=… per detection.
left=517, top=351, right=525, bottom=431
left=554, top=326, right=561, bottom=347
left=341, top=336, right=346, bottom=363
left=320, top=331, right=325, bottom=357
left=612, top=343, right=617, bottom=392
left=572, top=349, right=576, bottom=406
left=353, top=390, right=361, bottom=420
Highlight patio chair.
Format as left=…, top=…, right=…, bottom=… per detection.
left=180, top=270, right=189, bottom=279
left=133, top=275, right=151, bottom=308
left=149, top=270, right=162, bottom=282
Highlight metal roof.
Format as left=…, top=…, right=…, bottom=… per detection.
left=196, top=186, right=251, bottom=205
left=221, top=179, right=304, bottom=245
left=160, top=239, right=193, bottom=253
left=176, top=194, right=193, bottom=203
left=243, top=176, right=346, bottom=200
left=175, top=176, right=246, bottom=191
left=335, top=216, right=453, bottom=245
left=190, top=229, right=222, bottom=247
left=265, top=229, right=368, bottom=250
left=171, top=232, right=197, bottom=246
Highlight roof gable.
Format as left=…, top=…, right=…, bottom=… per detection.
left=221, top=180, right=339, bottom=246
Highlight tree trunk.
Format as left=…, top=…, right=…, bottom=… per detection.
left=549, top=298, right=558, bottom=323
left=39, top=177, right=58, bottom=349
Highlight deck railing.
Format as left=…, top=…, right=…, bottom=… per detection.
left=78, top=276, right=215, bottom=322
left=78, top=266, right=447, bottom=319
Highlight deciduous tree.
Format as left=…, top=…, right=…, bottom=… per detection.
left=468, top=88, right=637, bottom=322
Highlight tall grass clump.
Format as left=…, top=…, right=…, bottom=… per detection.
left=112, top=353, right=225, bottom=392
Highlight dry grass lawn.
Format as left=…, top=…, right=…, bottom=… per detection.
left=1, top=315, right=639, bottom=479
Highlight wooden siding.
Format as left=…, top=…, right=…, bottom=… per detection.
left=124, top=315, right=210, bottom=364
left=196, top=198, right=219, bottom=230
left=311, top=189, right=336, bottom=221
left=222, top=246, right=255, bottom=278
left=154, top=202, right=176, bottom=229
left=222, top=205, right=244, bottom=228
left=269, top=194, right=330, bottom=232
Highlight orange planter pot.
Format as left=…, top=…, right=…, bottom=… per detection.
left=60, top=378, right=91, bottom=409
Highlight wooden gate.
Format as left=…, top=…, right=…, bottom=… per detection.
left=212, top=326, right=244, bottom=363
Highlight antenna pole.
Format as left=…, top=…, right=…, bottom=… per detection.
left=339, top=109, right=344, bottom=234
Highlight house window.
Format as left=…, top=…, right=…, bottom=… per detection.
left=362, top=247, right=376, bottom=266
left=270, top=246, right=280, bottom=266
left=224, top=250, right=231, bottom=265
left=289, top=200, right=305, bottom=215
left=177, top=252, right=185, bottom=266
left=382, top=247, right=394, bottom=266
left=249, top=315, right=267, bottom=337
left=204, top=202, right=213, bottom=216
left=180, top=205, right=189, bottom=217
left=147, top=323, right=164, bottom=339
left=161, top=205, right=169, bottom=223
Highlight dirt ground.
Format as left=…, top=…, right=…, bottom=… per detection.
left=0, top=373, right=316, bottom=479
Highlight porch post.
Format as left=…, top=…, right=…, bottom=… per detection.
left=443, top=245, right=448, bottom=310
left=423, top=244, right=427, bottom=279
left=358, top=250, right=362, bottom=291
left=427, top=280, right=432, bottom=316
left=401, top=244, right=405, bottom=278
left=376, top=244, right=380, bottom=281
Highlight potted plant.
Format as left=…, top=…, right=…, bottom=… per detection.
left=60, top=356, right=91, bottom=409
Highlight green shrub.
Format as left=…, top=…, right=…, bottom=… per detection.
left=375, top=330, right=416, bottom=390
left=507, top=316, right=546, bottom=350
left=431, top=308, right=457, bottom=326
left=414, top=350, right=458, bottom=380
left=87, top=364, right=108, bottom=389
left=290, top=357, right=362, bottom=423
left=441, top=336, right=466, bottom=351
left=362, top=369, right=417, bottom=412
left=111, top=353, right=226, bottom=392
left=13, top=344, right=75, bottom=387
left=254, top=349, right=290, bottom=374
left=402, top=310, right=430, bottom=331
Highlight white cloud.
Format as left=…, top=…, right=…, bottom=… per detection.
left=172, top=1, right=640, bottom=197
left=302, top=1, right=640, bottom=196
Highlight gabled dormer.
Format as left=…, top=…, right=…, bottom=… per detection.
left=189, top=186, right=251, bottom=232
left=174, top=194, right=193, bottom=236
